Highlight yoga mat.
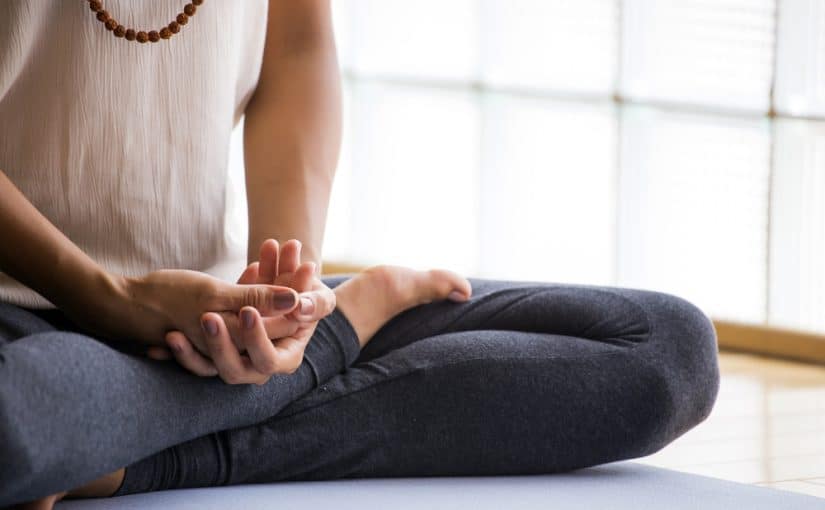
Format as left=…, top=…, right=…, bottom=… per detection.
left=58, top=462, right=824, bottom=509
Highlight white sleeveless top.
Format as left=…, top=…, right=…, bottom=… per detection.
left=0, top=0, right=268, bottom=308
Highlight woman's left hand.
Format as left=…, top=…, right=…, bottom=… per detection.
left=148, top=239, right=336, bottom=385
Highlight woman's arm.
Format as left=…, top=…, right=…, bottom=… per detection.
left=0, top=169, right=122, bottom=320
left=243, top=0, right=341, bottom=270
left=0, top=168, right=302, bottom=384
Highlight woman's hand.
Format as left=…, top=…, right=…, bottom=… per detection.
left=240, top=238, right=336, bottom=325
left=85, top=268, right=300, bottom=361
left=155, top=239, right=336, bottom=385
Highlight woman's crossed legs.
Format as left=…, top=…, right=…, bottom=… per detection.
left=115, top=275, right=719, bottom=494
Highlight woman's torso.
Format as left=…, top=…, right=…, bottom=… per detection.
left=0, top=0, right=267, bottom=307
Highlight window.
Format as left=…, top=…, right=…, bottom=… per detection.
left=229, top=0, right=825, bottom=333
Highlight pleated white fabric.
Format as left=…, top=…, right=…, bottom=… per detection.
left=0, top=0, right=268, bottom=308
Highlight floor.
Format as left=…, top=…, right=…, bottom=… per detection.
left=637, top=351, right=825, bottom=499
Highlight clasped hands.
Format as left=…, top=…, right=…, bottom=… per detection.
left=141, top=238, right=334, bottom=385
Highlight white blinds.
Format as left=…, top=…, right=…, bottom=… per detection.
left=344, top=0, right=479, bottom=82
left=774, top=0, right=825, bottom=116
left=770, top=119, right=825, bottom=332
left=339, top=82, right=481, bottom=272
left=618, top=107, right=771, bottom=323
left=480, top=0, right=618, bottom=94
left=479, top=95, right=617, bottom=285
left=621, top=0, right=776, bottom=112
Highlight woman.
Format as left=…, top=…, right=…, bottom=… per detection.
left=0, top=1, right=719, bottom=508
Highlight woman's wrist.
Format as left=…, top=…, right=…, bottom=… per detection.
left=90, top=270, right=131, bottom=318
left=54, top=262, right=131, bottom=334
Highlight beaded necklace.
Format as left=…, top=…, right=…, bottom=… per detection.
left=87, top=0, right=204, bottom=43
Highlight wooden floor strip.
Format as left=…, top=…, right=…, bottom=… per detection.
left=714, top=320, right=825, bottom=365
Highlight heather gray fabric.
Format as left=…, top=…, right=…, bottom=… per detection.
left=58, top=463, right=825, bottom=510
left=0, top=276, right=719, bottom=505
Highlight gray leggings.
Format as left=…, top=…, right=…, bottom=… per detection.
left=0, top=276, right=719, bottom=505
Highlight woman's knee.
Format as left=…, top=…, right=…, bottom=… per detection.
left=620, top=289, right=720, bottom=453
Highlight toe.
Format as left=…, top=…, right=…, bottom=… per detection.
left=447, top=290, right=469, bottom=302
left=427, top=269, right=472, bottom=301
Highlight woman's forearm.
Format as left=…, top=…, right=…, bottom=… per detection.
left=244, top=164, right=334, bottom=268
left=0, top=168, right=310, bottom=381
left=243, top=0, right=341, bottom=270
left=0, top=169, right=123, bottom=315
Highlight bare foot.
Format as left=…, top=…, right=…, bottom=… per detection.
left=11, top=493, right=65, bottom=510
left=333, top=265, right=472, bottom=347
left=14, top=468, right=125, bottom=510
left=66, top=468, right=125, bottom=499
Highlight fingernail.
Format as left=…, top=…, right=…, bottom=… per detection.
left=448, top=291, right=465, bottom=302
left=241, top=308, right=255, bottom=330
left=170, top=342, right=183, bottom=353
left=300, top=296, right=315, bottom=315
left=202, top=317, right=219, bottom=336
left=273, top=291, right=297, bottom=310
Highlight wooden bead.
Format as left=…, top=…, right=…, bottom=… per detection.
left=89, top=1, right=204, bottom=43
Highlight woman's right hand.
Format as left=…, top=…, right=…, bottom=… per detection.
left=84, top=268, right=301, bottom=358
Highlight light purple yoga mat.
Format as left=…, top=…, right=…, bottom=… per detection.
left=57, top=462, right=825, bottom=510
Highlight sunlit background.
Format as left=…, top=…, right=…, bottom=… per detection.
left=227, top=0, right=825, bottom=334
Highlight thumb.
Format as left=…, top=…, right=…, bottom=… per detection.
left=219, top=283, right=299, bottom=315
left=293, top=287, right=336, bottom=322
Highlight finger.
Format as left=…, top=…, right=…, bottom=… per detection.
left=294, top=288, right=335, bottom=322
left=165, top=331, right=219, bottom=377
left=236, top=262, right=260, bottom=285
left=219, top=311, right=301, bottom=348
left=218, top=282, right=299, bottom=316
left=202, top=313, right=267, bottom=385
left=239, top=306, right=290, bottom=375
left=260, top=315, right=301, bottom=338
left=288, top=262, right=320, bottom=321
left=279, top=239, right=302, bottom=275
left=146, top=346, right=173, bottom=360
left=271, top=326, right=313, bottom=372
left=290, top=261, right=315, bottom=293
left=434, top=269, right=473, bottom=301
left=257, top=239, right=279, bottom=284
